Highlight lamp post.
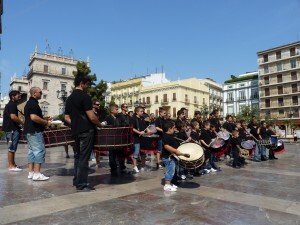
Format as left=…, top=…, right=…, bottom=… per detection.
left=56, top=90, right=67, bottom=114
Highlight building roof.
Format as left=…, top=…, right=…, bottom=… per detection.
left=257, top=41, right=300, bottom=55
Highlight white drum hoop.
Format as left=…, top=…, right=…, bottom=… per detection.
left=177, top=142, right=204, bottom=169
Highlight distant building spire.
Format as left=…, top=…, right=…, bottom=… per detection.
left=34, top=45, right=38, bottom=53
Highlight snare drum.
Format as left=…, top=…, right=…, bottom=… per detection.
left=210, top=138, right=227, bottom=156
left=218, top=131, right=230, bottom=140
left=177, top=143, right=204, bottom=169
left=241, top=140, right=255, bottom=150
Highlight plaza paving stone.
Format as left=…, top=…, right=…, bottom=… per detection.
left=0, top=143, right=300, bottom=225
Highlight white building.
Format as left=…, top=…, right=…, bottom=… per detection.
left=223, top=71, right=259, bottom=117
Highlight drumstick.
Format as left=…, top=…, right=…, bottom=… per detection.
left=173, top=136, right=198, bottom=144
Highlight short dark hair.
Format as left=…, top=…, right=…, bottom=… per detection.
left=232, top=130, right=239, bottom=135
left=74, top=75, right=91, bottom=87
left=176, top=120, right=186, bottom=130
left=194, top=111, right=201, bottom=116
left=163, top=119, right=175, bottom=132
left=121, top=103, right=127, bottom=108
left=159, top=108, right=166, bottom=113
left=226, top=115, right=232, bottom=120
left=135, top=106, right=143, bottom=113
left=9, top=90, right=20, bottom=100
left=191, top=120, right=199, bottom=129
left=211, top=109, right=218, bottom=115
left=109, top=104, right=118, bottom=112
left=177, top=109, right=184, bottom=117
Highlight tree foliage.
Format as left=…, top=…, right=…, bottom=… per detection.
left=236, top=105, right=259, bottom=123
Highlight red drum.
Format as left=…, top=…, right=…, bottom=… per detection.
left=140, top=134, right=160, bottom=153
left=273, top=139, right=285, bottom=154
left=43, top=128, right=74, bottom=148
left=241, top=140, right=255, bottom=150
left=218, top=131, right=230, bottom=140
left=94, top=127, right=133, bottom=151
left=210, top=138, right=227, bottom=157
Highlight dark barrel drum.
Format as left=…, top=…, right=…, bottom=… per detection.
left=140, top=134, right=160, bottom=153
left=94, top=126, right=133, bottom=151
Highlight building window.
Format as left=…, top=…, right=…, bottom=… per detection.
left=290, top=47, right=296, bottom=57
left=264, top=76, right=269, bottom=85
left=194, top=96, right=197, bottom=104
left=62, top=68, right=66, bottom=75
left=239, top=91, right=245, bottom=100
left=278, top=98, right=284, bottom=106
left=61, top=83, right=66, bottom=91
left=155, top=95, right=158, bottom=103
left=277, top=86, right=283, bottom=95
left=185, top=94, right=188, bottom=102
left=203, top=98, right=205, bottom=104
left=227, top=106, right=234, bottom=114
left=276, top=63, right=282, bottom=72
left=173, top=107, right=176, bottom=118
left=41, top=106, right=48, bottom=116
left=264, top=66, right=269, bottom=74
left=18, top=86, right=22, bottom=91
left=278, top=109, right=284, bottom=115
left=277, top=74, right=282, bottom=83
left=292, top=84, right=298, bottom=93
left=292, top=96, right=298, bottom=105
left=239, top=84, right=245, bottom=87
left=228, top=86, right=233, bottom=89
left=43, top=94, right=47, bottom=99
left=227, top=92, right=233, bottom=101
left=265, top=88, right=270, bottom=96
left=142, top=97, right=145, bottom=103
left=291, top=71, right=297, bottom=80
left=263, top=54, right=268, bottom=63
left=173, top=93, right=176, bottom=101
left=146, top=97, right=150, bottom=104
left=163, top=94, right=168, bottom=102
left=251, top=88, right=258, bottom=99
left=276, top=51, right=281, bottom=60
left=290, top=59, right=296, bottom=69
left=44, top=65, right=48, bottom=73
left=265, top=99, right=270, bottom=108
left=147, top=110, right=150, bottom=115
left=155, top=109, right=158, bottom=117
left=43, top=81, right=48, bottom=90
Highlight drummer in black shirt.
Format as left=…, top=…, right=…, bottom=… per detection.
left=161, top=119, right=190, bottom=191
left=154, top=108, right=166, bottom=169
left=257, top=121, right=268, bottom=161
left=209, top=110, right=221, bottom=132
left=266, top=124, right=279, bottom=160
left=104, top=104, right=126, bottom=176
left=231, top=130, right=243, bottom=168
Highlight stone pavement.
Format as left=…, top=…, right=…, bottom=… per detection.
left=0, top=143, right=300, bottom=225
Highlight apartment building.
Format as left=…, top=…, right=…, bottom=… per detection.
left=140, top=78, right=209, bottom=119
left=223, top=72, right=259, bottom=117
left=257, top=42, right=300, bottom=124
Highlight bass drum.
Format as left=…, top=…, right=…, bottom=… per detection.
left=177, top=143, right=204, bottom=169
left=273, top=139, right=285, bottom=154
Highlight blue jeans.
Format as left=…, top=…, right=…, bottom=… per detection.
left=162, top=157, right=176, bottom=182
left=26, top=132, right=46, bottom=164
left=74, top=129, right=94, bottom=189
left=6, top=130, right=20, bottom=153
left=133, top=143, right=140, bottom=159
left=254, top=145, right=266, bottom=160
left=157, top=139, right=163, bottom=153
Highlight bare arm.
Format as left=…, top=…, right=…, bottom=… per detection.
left=133, top=128, right=145, bottom=135
left=200, top=139, right=210, bottom=148
left=64, top=114, right=71, bottom=125
left=85, top=110, right=102, bottom=127
left=10, top=114, right=24, bottom=126
left=156, top=127, right=163, bottom=132
left=30, top=114, right=51, bottom=127
left=164, top=144, right=189, bottom=157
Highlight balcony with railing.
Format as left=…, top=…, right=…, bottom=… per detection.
left=172, top=98, right=177, bottom=102
left=238, top=96, right=246, bottom=101
left=226, top=98, right=234, bottom=103
left=145, top=101, right=151, bottom=106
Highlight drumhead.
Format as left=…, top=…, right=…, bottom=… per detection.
left=211, top=138, right=225, bottom=148
left=177, top=143, right=203, bottom=161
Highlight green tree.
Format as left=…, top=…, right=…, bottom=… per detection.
left=236, top=105, right=259, bottom=123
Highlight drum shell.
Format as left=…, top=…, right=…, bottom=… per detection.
left=140, top=135, right=159, bottom=150
left=94, top=127, right=133, bottom=150
left=177, top=143, right=204, bottom=169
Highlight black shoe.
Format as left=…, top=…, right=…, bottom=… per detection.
left=269, top=157, right=274, bottom=160
left=76, top=186, right=95, bottom=192
left=261, top=158, right=268, bottom=161
left=273, top=157, right=278, bottom=160
left=253, top=159, right=261, bottom=162
left=233, top=166, right=241, bottom=169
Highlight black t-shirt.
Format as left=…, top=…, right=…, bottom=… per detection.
left=2, top=101, right=20, bottom=132
left=162, top=133, right=179, bottom=158
left=250, top=126, right=259, bottom=139
left=24, top=97, right=44, bottom=134
left=176, top=131, right=188, bottom=141
left=260, top=127, right=268, bottom=139
left=118, top=112, right=130, bottom=126
left=210, top=117, right=221, bottom=132
left=154, top=116, right=164, bottom=137
left=131, top=115, right=147, bottom=143
left=65, top=89, right=94, bottom=135
left=105, top=115, right=120, bottom=127
left=266, top=130, right=275, bottom=137
left=239, top=128, right=247, bottom=141
left=190, top=130, right=200, bottom=142
left=200, top=128, right=212, bottom=145
left=231, top=137, right=242, bottom=152
left=223, top=121, right=234, bottom=133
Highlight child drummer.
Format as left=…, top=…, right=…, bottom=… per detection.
left=161, top=119, right=190, bottom=192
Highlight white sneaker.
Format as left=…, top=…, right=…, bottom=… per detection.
left=140, top=167, right=145, bottom=172
left=28, top=172, right=34, bottom=179
left=133, top=166, right=139, bottom=173
left=32, top=173, right=49, bottom=181
left=164, top=184, right=177, bottom=192
left=9, top=167, right=23, bottom=172
left=204, top=169, right=211, bottom=174
left=181, top=175, right=186, bottom=180
left=210, top=168, right=217, bottom=172
left=171, top=184, right=178, bottom=189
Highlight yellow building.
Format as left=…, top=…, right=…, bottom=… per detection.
left=140, top=78, right=209, bottom=119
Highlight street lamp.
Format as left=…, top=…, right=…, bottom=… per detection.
left=57, top=90, right=68, bottom=114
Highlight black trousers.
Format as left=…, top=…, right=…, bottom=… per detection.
left=232, top=150, right=240, bottom=167
left=73, top=129, right=94, bottom=189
